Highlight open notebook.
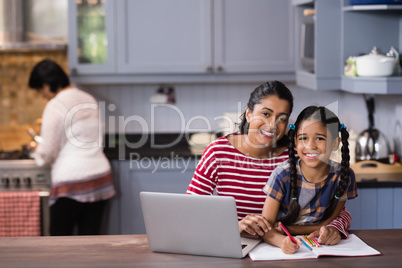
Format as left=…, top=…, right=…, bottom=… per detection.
left=249, top=234, right=381, bottom=261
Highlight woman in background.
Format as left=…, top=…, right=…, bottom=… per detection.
left=187, top=81, right=351, bottom=245
left=28, top=59, right=115, bottom=236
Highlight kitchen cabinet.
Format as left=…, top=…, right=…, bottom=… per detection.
left=346, top=187, right=402, bottom=230
left=109, top=159, right=197, bottom=235
left=68, top=0, right=116, bottom=75
left=116, top=0, right=212, bottom=74
left=293, top=0, right=342, bottom=91
left=213, top=0, right=294, bottom=74
left=293, top=0, right=402, bottom=94
left=68, top=0, right=294, bottom=84
left=341, top=4, right=402, bottom=94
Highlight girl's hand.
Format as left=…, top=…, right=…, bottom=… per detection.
left=274, top=222, right=285, bottom=234
left=281, top=236, right=300, bottom=254
left=239, top=214, right=272, bottom=237
left=308, top=226, right=341, bottom=245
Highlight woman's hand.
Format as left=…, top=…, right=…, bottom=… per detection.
left=239, top=214, right=272, bottom=237
left=307, top=226, right=341, bottom=245
left=281, top=236, right=300, bottom=254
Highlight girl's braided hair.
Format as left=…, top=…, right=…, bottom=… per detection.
left=281, top=106, right=350, bottom=225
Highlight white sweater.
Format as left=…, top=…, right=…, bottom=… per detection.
left=34, top=87, right=111, bottom=185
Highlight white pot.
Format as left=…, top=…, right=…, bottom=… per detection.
left=355, top=54, right=395, bottom=77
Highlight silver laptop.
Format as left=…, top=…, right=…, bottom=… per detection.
left=139, top=191, right=261, bottom=258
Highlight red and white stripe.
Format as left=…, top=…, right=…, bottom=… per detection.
left=187, top=135, right=289, bottom=220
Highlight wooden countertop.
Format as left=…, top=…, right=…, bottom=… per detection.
left=0, top=229, right=401, bottom=267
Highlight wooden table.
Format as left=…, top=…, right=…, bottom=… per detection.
left=0, top=229, right=401, bottom=267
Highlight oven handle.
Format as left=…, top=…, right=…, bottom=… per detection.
left=39, top=191, right=50, bottom=197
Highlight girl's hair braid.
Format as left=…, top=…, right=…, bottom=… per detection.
left=322, top=126, right=351, bottom=220
left=280, top=127, right=300, bottom=225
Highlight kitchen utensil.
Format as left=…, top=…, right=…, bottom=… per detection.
left=355, top=95, right=390, bottom=163
left=386, top=46, right=400, bottom=75
left=189, top=132, right=217, bottom=155
left=355, top=47, right=395, bottom=77
left=27, top=128, right=43, bottom=144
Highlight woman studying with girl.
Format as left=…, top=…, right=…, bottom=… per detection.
left=187, top=81, right=353, bottom=245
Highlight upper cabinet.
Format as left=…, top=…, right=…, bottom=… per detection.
left=68, top=0, right=116, bottom=75
left=116, top=0, right=212, bottom=74
left=213, top=0, right=294, bottom=74
left=293, top=0, right=402, bottom=94
left=68, top=0, right=294, bottom=84
left=293, top=0, right=342, bottom=91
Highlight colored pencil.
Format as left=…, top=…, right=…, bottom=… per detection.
left=306, top=235, right=316, bottom=247
left=278, top=222, right=297, bottom=244
left=300, top=236, right=312, bottom=251
left=303, top=235, right=314, bottom=247
left=312, top=237, right=321, bottom=247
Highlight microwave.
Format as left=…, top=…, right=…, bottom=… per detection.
left=301, top=21, right=315, bottom=73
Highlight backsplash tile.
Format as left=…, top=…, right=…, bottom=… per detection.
left=0, top=50, right=67, bottom=126
left=0, top=50, right=67, bottom=150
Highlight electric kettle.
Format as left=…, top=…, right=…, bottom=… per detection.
left=355, top=95, right=390, bottom=163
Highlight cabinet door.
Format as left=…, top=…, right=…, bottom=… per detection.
left=116, top=0, right=212, bottom=74
left=346, top=187, right=402, bottom=230
left=214, top=0, right=294, bottom=73
left=68, top=0, right=116, bottom=74
left=119, top=159, right=197, bottom=234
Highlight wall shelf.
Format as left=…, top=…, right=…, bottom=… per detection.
left=296, top=70, right=341, bottom=91
left=343, top=5, right=402, bottom=11
left=341, top=75, right=402, bottom=94
left=292, top=0, right=313, bottom=6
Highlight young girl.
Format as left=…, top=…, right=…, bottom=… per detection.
left=261, top=106, right=358, bottom=254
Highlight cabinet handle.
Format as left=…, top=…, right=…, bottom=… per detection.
left=303, top=9, right=315, bottom=16
left=216, top=66, right=223, bottom=72
left=206, top=66, right=213, bottom=72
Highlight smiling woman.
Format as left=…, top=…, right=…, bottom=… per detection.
left=242, top=95, right=291, bottom=159
left=187, top=82, right=294, bottom=234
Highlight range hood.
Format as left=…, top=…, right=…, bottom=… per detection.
left=0, top=0, right=66, bottom=50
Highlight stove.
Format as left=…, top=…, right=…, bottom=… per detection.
left=0, top=159, right=51, bottom=191
left=0, top=149, right=31, bottom=161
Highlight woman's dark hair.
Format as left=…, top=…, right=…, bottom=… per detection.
left=28, top=59, right=70, bottom=93
left=281, top=106, right=350, bottom=225
left=239, top=81, right=294, bottom=147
